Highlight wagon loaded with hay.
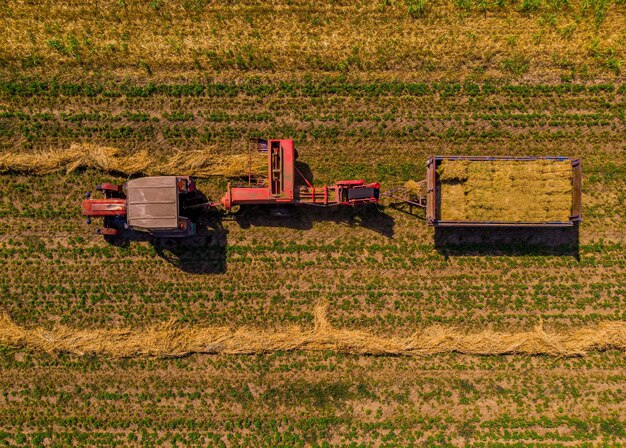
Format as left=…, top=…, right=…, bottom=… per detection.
left=390, top=156, right=582, bottom=227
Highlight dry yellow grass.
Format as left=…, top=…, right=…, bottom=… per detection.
left=1, top=304, right=624, bottom=358
left=438, top=159, right=573, bottom=222
left=0, top=144, right=267, bottom=178
left=157, top=149, right=266, bottom=178
left=0, top=0, right=623, bottom=82
left=404, top=180, right=424, bottom=197
left=0, top=144, right=150, bottom=175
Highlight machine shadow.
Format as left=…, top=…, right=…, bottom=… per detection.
left=233, top=204, right=395, bottom=238
left=151, top=214, right=227, bottom=274
left=295, top=161, right=314, bottom=185
left=104, top=212, right=228, bottom=274
left=386, top=201, right=427, bottom=221
left=434, top=224, right=580, bottom=258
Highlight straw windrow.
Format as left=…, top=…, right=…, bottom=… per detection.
left=0, top=144, right=267, bottom=178
left=1, top=304, right=624, bottom=358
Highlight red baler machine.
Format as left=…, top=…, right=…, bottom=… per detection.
left=220, top=139, right=380, bottom=209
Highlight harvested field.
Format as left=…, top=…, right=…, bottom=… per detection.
left=0, top=81, right=624, bottom=445
left=1, top=0, right=625, bottom=444
left=438, top=159, right=573, bottom=222
left=1, top=305, right=625, bottom=358
left=1, top=0, right=624, bottom=82
left=1, top=87, right=624, bottom=447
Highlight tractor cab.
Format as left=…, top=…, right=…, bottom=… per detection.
left=82, top=176, right=197, bottom=237
left=125, top=176, right=195, bottom=237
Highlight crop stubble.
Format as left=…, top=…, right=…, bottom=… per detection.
left=0, top=12, right=625, bottom=442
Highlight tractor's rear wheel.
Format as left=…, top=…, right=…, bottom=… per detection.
left=96, top=227, right=119, bottom=236
left=96, top=183, right=123, bottom=198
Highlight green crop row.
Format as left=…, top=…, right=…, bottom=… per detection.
left=2, top=124, right=622, bottom=147
left=0, top=79, right=623, bottom=99
left=0, top=347, right=624, bottom=446
left=2, top=110, right=622, bottom=125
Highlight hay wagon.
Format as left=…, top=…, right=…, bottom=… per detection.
left=390, top=156, right=582, bottom=227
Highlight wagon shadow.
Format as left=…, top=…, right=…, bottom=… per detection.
left=434, top=224, right=580, bottom=258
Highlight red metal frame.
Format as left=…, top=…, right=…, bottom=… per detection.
left=220, top=139, right=380, bottom=209
left=97, top=183, right=122, bottom=194
left=81, top=198, right=126, bottom=217
left=96, top=227, right=119, bottom=236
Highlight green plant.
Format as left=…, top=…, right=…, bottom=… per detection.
left=407, top=0, right=427, bottom=17
left=502, top=54, right=530, bottom=76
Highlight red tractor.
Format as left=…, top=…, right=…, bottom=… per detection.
left=82, top=176, right=198, bottom=237
left=82, top=139, right=380, bottom=237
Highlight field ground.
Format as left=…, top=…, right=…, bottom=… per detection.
left=0, top=79, right=624, bottom=446
left=1, top=0, right=625, bottom=82
left=1, top=351, right=625, bottom=446
left=1, top=0, right=625, bottom=445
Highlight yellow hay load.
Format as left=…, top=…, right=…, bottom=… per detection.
left=403, top=180, right=423, bottom=197
left=438, top=159, right=470, bottom=182
left=437, top=159, right=573, bottom=223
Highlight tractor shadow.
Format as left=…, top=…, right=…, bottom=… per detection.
left=233, top=204, right=394, bottom=238
left=150, top=213, right=227, bottom=274
left=105, top=218, right=228, bottom=274
left=103, top=191, right=228, bottom=273
left=434, top=224, right=580, bottom=258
